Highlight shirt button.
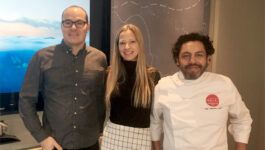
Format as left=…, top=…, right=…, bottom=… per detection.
left=75, top=69, right=79, bottom=73
left=74, top=97, right=77, bottom=101
left=75, top=83, right=78, bottom=86
left=74, top=112, right=77, bottom=115
left=73, top=125, right=76, bottom=129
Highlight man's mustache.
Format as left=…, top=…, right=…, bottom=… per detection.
left=185, top=64, right=202, bottom=69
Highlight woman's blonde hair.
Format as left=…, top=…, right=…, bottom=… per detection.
left=105, top=24, right=154, bottom=109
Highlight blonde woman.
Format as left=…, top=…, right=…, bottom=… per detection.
left=101, top=24, right=160, bottom=150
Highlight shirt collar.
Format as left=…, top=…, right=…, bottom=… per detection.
left=174, top=71, right=207, bottom=85
left=61, top=40, right=88, bottom=55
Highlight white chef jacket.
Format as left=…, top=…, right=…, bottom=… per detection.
left=150, top=71, right=252, bottom=150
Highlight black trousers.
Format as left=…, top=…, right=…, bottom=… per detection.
left=61, top=142, right=99, bottom=150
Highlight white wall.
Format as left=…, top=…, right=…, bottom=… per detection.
left=209, top=0, right=264, bottom=149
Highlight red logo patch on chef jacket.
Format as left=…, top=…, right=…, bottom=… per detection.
left=206, top=94, right=219, bottom=107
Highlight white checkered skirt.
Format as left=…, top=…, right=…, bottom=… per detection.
left=101, top=121, right=152, bottom=150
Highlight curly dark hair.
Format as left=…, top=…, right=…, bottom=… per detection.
left=172, top=33, right=215, bottom=63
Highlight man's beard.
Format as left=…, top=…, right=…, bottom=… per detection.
left=181, top=63, right=208, bottom=80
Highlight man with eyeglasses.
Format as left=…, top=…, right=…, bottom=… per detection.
left=19, top=6, right=107, bottom=150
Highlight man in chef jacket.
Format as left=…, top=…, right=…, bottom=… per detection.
left=151, top=32, right=252, bottom=150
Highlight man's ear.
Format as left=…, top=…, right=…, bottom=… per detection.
left=86, top=23, right=90, bottom=33
left=207, top=55, right=211, bottom=64
left=176, top=60, right=180, bottom=66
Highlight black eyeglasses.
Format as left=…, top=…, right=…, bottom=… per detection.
left=62, top=20, right=87, bottom=28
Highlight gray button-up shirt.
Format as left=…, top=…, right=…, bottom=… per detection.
left=19, top=41, right=107, bottom=149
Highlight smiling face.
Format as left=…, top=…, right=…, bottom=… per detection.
left=61, top=7, right=89, bottom=48
left=177, top=41, right=210, bottom=80
left=118, top=29, right=139, bottom=61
